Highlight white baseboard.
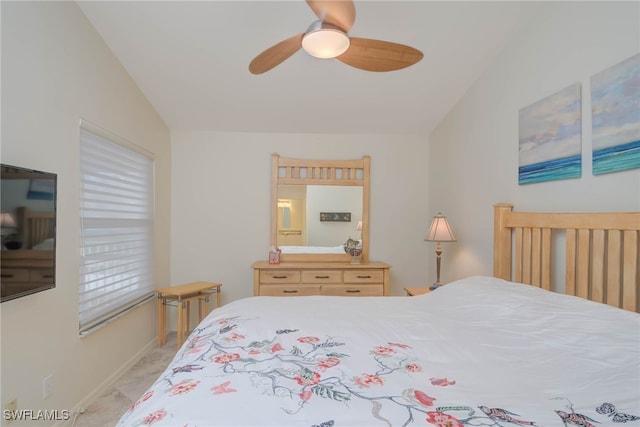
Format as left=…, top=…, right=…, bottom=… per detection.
left=54, top=337, right=157, bottom=427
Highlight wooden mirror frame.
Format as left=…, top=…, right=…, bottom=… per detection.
left=271, top=153, right=370, bottom=263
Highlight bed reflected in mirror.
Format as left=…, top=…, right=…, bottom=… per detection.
left=277, top=185, right=363, bottom=252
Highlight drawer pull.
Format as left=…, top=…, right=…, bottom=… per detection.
left=314, top=275, right=330, bottom=279
left=272, top=275, right=289, bottom=279
left=1, top=274, right=14, bottom=278
left=283, top=290, right=299, bottom=294
left=346, top=289, right=361, bottom=293
left=356, top=275, right=372, bottom=279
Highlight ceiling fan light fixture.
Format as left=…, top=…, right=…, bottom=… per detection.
left=302, top=21, right=350, bottom=59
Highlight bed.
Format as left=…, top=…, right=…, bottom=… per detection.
left=116, top=204, right=640, bottom=427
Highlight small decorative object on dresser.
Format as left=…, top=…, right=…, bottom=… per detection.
left=347, top=246, right=362, bottom=264
left=268, top=246, right=281, bottom=264
left=344, top=236, right=362, bottom=264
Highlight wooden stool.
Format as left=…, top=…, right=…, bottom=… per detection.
left=156, top=281, right=222, bottom=348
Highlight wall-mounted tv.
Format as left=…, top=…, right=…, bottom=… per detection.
left=1, top=164, right=57, bottom=302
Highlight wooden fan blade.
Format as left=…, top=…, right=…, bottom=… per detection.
left=306, top=0, right=355, bottom=32
left=337, top=37, right=423, bottom=72
left=249, top=34, right=304, bottom=74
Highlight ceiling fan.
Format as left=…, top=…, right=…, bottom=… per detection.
left=248, top=0, right=423, bottom=74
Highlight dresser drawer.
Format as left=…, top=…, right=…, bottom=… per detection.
left=0, top=268, right=30, bottom=282
left=31, top=269, right=55, bottom=282
left=344, top=270, right=384, bottom=284
left=260, top=284, right=321, bottom=297
left=301, top=270, right=342, bottom=284
left=322, top=284, right=384, bottom=297
left=259, top=271, right=301, bottom=284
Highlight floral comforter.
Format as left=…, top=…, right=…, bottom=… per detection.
left=117, top=276, right=640, bottom=426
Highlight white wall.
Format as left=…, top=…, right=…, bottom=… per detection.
left=1, top=1, right=171, bottom=421
left=306, top=186, right=363, bottom=247
left=429, top=2, right=640, bottom=284
left=170, top=132, right=430, bottom=302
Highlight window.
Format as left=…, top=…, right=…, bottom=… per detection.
left=78, top=122, right=155, bottom=335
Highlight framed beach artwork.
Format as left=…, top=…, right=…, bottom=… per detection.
left=518, top=83, right=582, bottom=185
left=591, top=53, right=640, bottom=175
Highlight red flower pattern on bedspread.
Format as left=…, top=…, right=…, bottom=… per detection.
left=117, top=315, right=634, bottom=427
left=211, top=381, right=236, bottom=395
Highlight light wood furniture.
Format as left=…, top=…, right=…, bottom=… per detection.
left=252, top=261, right=391, bottom=296
left=404, top=287, right=431, bottom=296
left=493, top=203, right=640, bottom=312
left=271, top=154, right=370, bottom=263
left=157, top=281, right=222, bottom=348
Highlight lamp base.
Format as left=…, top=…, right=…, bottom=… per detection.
left=429, top=282, right=442, bottom=291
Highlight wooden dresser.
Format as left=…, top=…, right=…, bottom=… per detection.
left=252, top=261, right=391, bottom=297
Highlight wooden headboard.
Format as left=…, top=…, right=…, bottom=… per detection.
left=493, top=203, right=640, bottom=312
left=16, top=206, right=55, bottom=249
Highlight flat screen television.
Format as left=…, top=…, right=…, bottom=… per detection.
left=1, top=164, right=57, bottom=302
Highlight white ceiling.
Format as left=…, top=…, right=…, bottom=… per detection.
left=77, top=1, right=544, bottom=136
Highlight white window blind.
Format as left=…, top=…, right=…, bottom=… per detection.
left=79, top=126, right=155, bottom=335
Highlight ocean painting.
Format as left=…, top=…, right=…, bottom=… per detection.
left=591, top=53, right=640, bottom=175
left=519, top=83, right=582, bottom=185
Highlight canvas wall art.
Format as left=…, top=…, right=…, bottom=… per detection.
left=518, top=83, right=582, bottom=185
left=591, top=53, right=640, bottom=175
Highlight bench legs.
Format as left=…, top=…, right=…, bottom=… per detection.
left=157, top=290, right=220, bottom=349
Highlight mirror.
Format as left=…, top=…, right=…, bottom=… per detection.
left=270, top=154, right=370, bottom=262
left=277, top=185, right=363, bottom=249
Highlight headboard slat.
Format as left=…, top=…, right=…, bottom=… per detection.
left=591, top=229, right=606, bottom=303
left=565, top=228, right=577, bottom=297
left=623, top=230, right=638, bottom=311
left=606, top=230, right=622, bottom=308
left=514, top=227, right=523, bottom=283
left=541, top=228, right=552, bottom=291
left=531, top=228, right=541, bottom=287
left=522, top=228, right=532, bottom=284
left=576, top=229, right=591, bottom=300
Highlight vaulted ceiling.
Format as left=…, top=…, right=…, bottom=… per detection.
left=78, top=1, right=544, bottom=135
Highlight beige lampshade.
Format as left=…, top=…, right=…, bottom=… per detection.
left=425, top=212, right=456, bottom=242
left=0, top=211, right=16, bottom=228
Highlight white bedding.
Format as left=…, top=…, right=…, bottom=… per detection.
left=117, top=276, right=640, bottom=426
left=280, top=245, right=347, bottom=254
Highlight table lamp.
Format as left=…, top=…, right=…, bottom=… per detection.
left=425, top=212, right=456, bottom=290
